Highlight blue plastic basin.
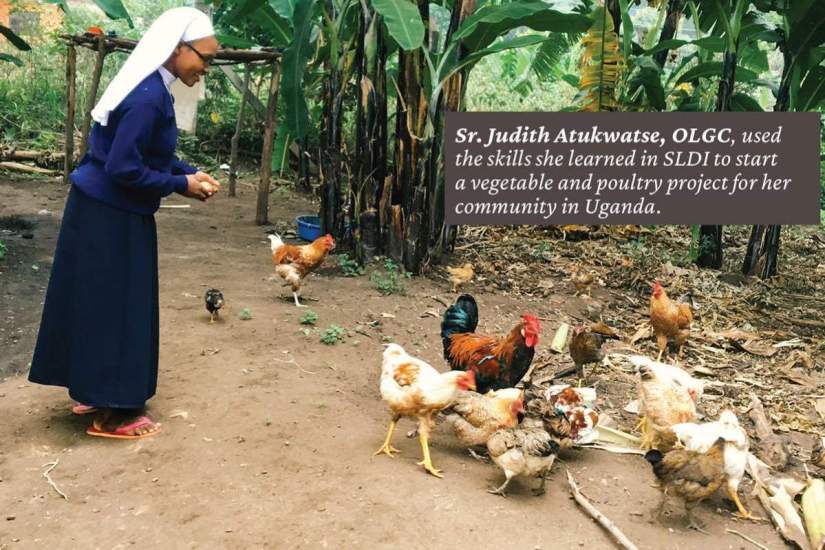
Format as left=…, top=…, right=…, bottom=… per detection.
left=296, top=215, right=322, bottom=242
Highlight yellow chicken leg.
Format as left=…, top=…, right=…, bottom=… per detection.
left=416, top=430, right=443, bottom=478
left=728, top=484, right=758, bottom=520
left=374, top=417, right=402, bottom=457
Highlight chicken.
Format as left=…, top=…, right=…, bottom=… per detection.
left=568, top=321, right=620, bottom=378
left=268, top=233, right=335, bottom=307
left=571, top=271, right=595, bottom=297
left=441, top=294, right=541, bottom=394
left=441, top=388, right=524, bottom=459
left=650, top=280, right=693, bottom=361
left=671, top=410, right=754, bottom=519
left=631, top=355, right=703, bottom=451
left=446, top=263, right=474, bottom=293
left=645, top=437, right=727, bottom=532
left=205, top=288, right=224, bottom=323
left=375, top=343, right=476, bottom=478
left=486, top=417, right=561, bottom=496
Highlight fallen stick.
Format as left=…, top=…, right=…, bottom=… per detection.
left=42, top=459, right=68, bottom=500
left=566, top=470, right=639, bottom=550
left=726, top=529, right=771, bottom=550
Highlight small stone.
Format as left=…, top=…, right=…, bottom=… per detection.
left=6, top=515, right=15, bottom=520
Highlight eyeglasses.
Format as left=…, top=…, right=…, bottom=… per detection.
left=183, top=42, right=214, bottom=66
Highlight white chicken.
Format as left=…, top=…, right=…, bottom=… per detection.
left=670, top=410, right=754, bottom=519
left=375, top=344, right=476, bottom=478
left=629, top=355, right=704, bottom=450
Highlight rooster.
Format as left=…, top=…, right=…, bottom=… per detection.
left=645, top=437, right=727, bottom=532
left=268, top=233, right=335, bottom=307
left=650, top=280, right=693, bottom=361
left=671, top=410, right=754, bottom=520
left=631, top=355, right=703, bottom=451
left=486, top=416, right=561, bottom=496
left=375, top=344, right=476, bottom=478
left=441, top=294, right=541, bottom=394
left=441, top=388, right=524, bottom=460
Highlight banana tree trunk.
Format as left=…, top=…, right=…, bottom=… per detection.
left=426, top=0, right=477, bottom=263
left=388, top=0, right=430, bottom=272
left=354, top=8, right=387, bottom=263
left=697, top=34, right=740, bottom=269
left=654, top=0, right=685, bottom=68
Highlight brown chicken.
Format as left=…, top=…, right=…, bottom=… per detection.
left=569, top=321, right=620, bottom=378
left=441, top=388, right=524, bottom=458
left=268, top=233, right=335, bottom=307
left=650, top=281, right=693, bottom=361
left=645, top=437, right=727, bottom=532
left=486, top=417, right=561, bottom=496
left=571, top=271, right=595, bottom=297
left=446, top=263, right=474, bottom=293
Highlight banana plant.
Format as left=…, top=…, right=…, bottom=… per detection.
left=0, top=24, right=30, bottom=66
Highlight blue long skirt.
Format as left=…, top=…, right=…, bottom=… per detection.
left=29, top=185, right=159, bottom=408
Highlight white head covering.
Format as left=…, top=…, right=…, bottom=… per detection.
left=91, top=7, right=214, bottom=126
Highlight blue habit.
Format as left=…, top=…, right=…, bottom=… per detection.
left=29, top=70, right=195, bottom=408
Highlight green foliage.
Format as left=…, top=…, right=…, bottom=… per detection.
left=239, top=307, right=252, bottom=320
left=300, top=310, right=318, bottom=325
left=320, top=325, right=344, bottom=345
left=371, top=258, right=411, bottom=296
left=337, top=253, right=364, bottom=277
left=0, top=241, right=7, bottom=261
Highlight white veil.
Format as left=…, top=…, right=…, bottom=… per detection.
left=91, top=7, right=214, bottom=126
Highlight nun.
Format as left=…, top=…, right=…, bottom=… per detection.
left=29, top=7, right=220, bottom=439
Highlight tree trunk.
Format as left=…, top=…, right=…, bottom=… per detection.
left=605, top=0, right=622, bottom=39
left=229, top=67, right=251, bottom=198
left=388, top=0, right=430, bottom=272
left=697, top=36, right=739, bottom=269
left=319, top=0, right=345, bottom=240
left=255, top=60, right=281, bottom=225
left=63, top=44, right=77, bottom=185
left=654, top=0, right=685, bottom=68
left=79, top=35, right=107, bottom=160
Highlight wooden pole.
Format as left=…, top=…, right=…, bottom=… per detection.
left=79, top=35, right=107, bottom=160
left=256, top=59, right=281, bottom=225
left=229, top=67, right=251, bottom=198
left=63, top=44, right=77, bottom=185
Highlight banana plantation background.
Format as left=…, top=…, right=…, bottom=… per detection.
left=1, top=0, right=824, bottom=275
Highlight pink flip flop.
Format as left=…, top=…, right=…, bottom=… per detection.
left=71, top=403, right=98, bottom=415
left=86, top=416, right=161, bottom=440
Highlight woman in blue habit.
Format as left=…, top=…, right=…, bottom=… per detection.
left=29, top=7, right=221, bottom=439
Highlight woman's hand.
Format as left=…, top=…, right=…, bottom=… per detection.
left=183, top=172, right=221, bottom=201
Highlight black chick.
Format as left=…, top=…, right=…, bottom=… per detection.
left=205, top=289, right=224, bottom=323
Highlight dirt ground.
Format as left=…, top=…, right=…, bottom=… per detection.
left=0, top=175, right=803, bottom=549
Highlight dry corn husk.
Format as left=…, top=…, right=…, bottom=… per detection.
left=802, top=478, right=825, bottom=550
left=551, top=322, right=570, bottom=353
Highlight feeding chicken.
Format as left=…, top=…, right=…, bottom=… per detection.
left=441, top=388, right=524, bottom=460
left=441, top=294, right=541, bottom=394
left=671, top=410, right=754, bottom=519
left=375, top=343, right=476, bottom=478
left=446, top=263, right=474, bottom=293
left=645, top=437, right=727, bottom=532
left=650, top=280, right=693, bottom=361
left=486, top=416, right=561, bottom=496
left=568, top=321, right=620, bottom=379
left=571, top=271, right=595, bottom=297
left=631, top=355, right=703, bottom=451
left=205, top=288, right=224, bottom=323
left=268, top=233, right=335, bottom=307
